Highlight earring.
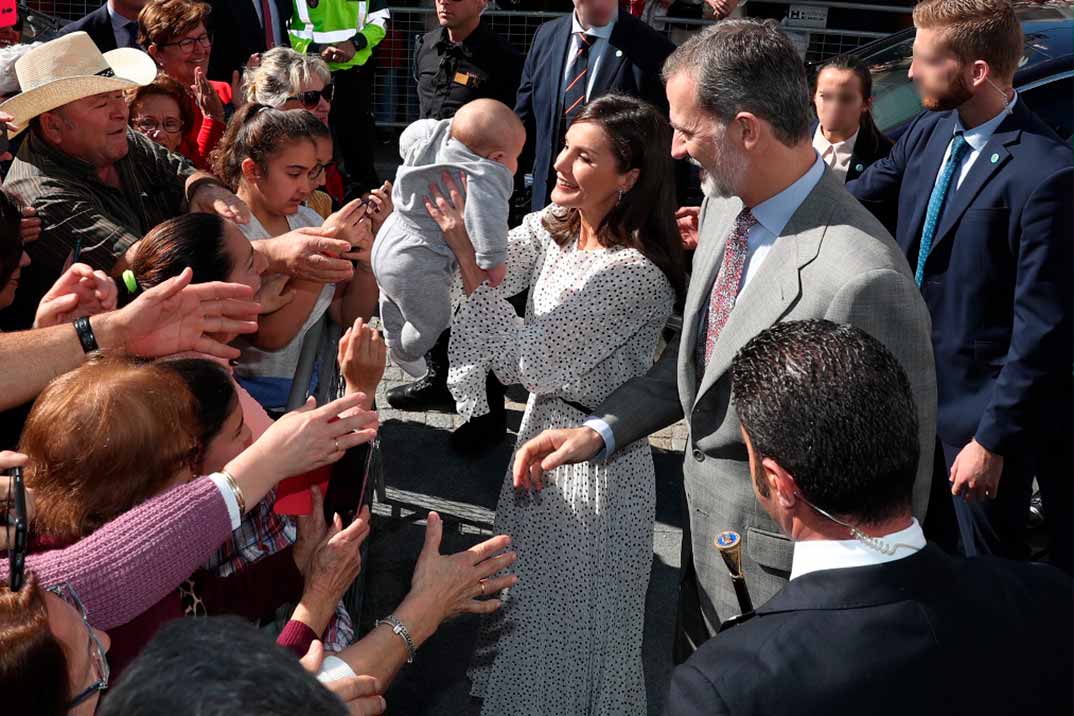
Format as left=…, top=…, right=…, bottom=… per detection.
left=617, top=189, right=624, bottom=204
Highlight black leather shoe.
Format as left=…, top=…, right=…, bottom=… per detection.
left=449, top=406, right=507, bottom=455
left=386, top=372, right=457, bottom=413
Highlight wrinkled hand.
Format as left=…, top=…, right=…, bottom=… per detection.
left=300, top=641, right=386, bottom=716
left=950, top=439, right=1004, bottom=502
left=512, top=427, right=604, bottom=491
left=190, top=182, right=250, bottom=225
left=257, top=392, right=379, bottom=480
left=298, top=487, right=371, bottom=599
left=365, top=181, right=393, bottom=235
left=675, top=206, right=700, bottom=251
left=19, top=206, right=41, bottom=245
left=254, top=273, right=296, bottom=315
left=116, top=267, right=260, bottom=359
left=704, top=0, right=740, bottom=19
left=338, top=317, right=386, bottom=407
left=409, top=512, right=517, bottom=623
left=0, top=451, right=34, bottom=552
left=34, top=263, right=117, bottom=328
left=321, top=41, right=357, bottom=64
left=191, top=66, right=226, bottom=122
left=269, top=226, right=356, bottom=283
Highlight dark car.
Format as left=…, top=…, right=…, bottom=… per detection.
left=831, top=1, right=1073, bottom=141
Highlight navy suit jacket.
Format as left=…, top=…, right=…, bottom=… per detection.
left=664, top=545, right=1074, bottom=716
left=847, top=102, right=1073, bottom=455
left=49, top=4, right=118, bottom=52
left=514, top=12, right=674, bottom=211
left=206, top=0, right=292, bottom=83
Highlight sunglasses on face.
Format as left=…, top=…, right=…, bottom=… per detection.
left=46, top=583, right=110, bottom=709
left=287, top=85, right=334, bottom=109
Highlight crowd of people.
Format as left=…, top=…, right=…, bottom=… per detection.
left=0, top=0, right=1071, bottom=714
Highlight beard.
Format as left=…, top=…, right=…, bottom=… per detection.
left=920, top=70, right=974, bottom=112
left=689, top=132, right=748, bottom=200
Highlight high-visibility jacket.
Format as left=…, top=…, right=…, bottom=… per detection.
left=289, top=0, right=389, bottom=71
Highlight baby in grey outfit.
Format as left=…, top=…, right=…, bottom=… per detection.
left=372, top=99, right=526, bottom=376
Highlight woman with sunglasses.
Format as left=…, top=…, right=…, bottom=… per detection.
left=125, top=74, right=193, bottom=158
left=139, top=0, right=232, bottom=169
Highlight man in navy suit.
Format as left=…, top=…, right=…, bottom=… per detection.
left=206, top=0, right=292, bottom=84
left=49, top=1, right=147, bottom=51
left=848, top=0, right=1073, bottom=575
left=664, top=320, right=1073, bottom=716
left=514, top=0, right=675, bottom=211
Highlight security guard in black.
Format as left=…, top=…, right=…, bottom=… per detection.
left=414, top=20, right=524, bottom=120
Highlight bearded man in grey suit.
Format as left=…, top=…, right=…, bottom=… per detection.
left=512, top=19, right=938, bottom=663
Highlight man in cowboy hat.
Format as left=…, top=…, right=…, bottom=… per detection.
left=0, top=31, right=249, bottom=329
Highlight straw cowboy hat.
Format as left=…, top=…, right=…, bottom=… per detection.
left=0, top=31, right=156, bottom=137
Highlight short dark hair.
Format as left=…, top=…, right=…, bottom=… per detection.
left=97, top=616, right=348, bottom=716
left=662, top=18, right=811, bottom=146
left=730, top=320, right=919, bottom=524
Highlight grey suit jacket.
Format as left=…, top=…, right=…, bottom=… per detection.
left=596, top=168, right=937, bottom=639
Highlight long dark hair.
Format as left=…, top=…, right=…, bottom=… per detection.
left=542, top=94, right=686, bottom=301
left=813, top=54, right=888, bottom=151
left=158, top=357, right=238, bottom=471
left=210, top=103, right=317, bottom=192
left=120, top=213, right=231, bottom=306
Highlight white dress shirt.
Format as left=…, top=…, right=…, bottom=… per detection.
left=933, top=93, right=1018, bottom=222
left=106, top=2, right=139, bottom=49
left=812, top=125, right=859, bottom=181
left=562, top=9, right=618, bottom=101
left=250, top=0, right=283, bottom=48
left=585, top=154, right=827, bottom=457
left=790, top=518, right=927, bottom=581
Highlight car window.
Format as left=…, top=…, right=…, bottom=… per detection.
left=1019, top=74, right=1074, bottom=140
left=861, top=37, right=922, bottom=133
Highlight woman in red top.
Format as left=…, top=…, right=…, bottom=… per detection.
left=138, top=0, right=232, bottom=170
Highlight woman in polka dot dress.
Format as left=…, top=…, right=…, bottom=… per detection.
left=426, top=95, right=685, bottom=716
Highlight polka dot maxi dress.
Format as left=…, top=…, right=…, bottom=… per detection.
left=449, top=209, right=675, bottom=716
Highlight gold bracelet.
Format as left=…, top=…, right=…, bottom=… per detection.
left=219, top=470, right=246, bottom=517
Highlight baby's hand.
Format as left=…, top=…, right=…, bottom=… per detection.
left=486, top=263, right=506, bottom=288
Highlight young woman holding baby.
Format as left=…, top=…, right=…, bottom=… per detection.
left=426, top=94, right=685, bottom=716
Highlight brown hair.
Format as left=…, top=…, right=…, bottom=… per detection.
left=120, top=213, right=231, bottom=306
left=0, top=573, right=70, bottom=715
left=19, top=356, right=200, bottom=543
left=125, top=74, right=195, bottom=134
left=138, top=0, right=211, bottom=49
left=210, top=103, right=318, bottom=192
left=543, top=94, right=685, bottom=301
left=913, top=0, right=1023, bottom=81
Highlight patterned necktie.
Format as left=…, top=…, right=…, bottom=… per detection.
left=563, top=32, right=594, bottom=130
left=915, top=133, right=970, bottom=287
left=703, top=208, right=758, bottom=365
left=260, top=0, right=277, bottom=50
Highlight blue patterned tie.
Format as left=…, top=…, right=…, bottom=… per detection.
left=915, top=133, right=970, bottom=287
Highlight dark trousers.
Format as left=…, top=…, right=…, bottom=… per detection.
left=928, top=434, right=1072, bottom=575
left=330, top=62, right=380, bottom=196
left=672, top=498, right=712, bottom=665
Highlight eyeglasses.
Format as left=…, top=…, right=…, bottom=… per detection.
left=2, top=466, right=27, bottom=592
left=287, top=85, right=334, bottom=109
left=161, top=32, right=212, bottom=53
left=45, top=583, right=110, bottom=709
left=133, top=117, right=184, bottom=134
left=308, top=160, right=335, bottom=183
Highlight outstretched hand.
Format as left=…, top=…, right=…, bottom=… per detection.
left=512, top=427, right=605, bottom=491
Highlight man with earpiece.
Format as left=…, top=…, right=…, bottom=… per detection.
left=663, top=319, right=1073, bottom=716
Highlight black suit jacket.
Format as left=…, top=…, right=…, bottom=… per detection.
left=206, top=0, right=292, bottom=83
left=848, top=102, right=1074, bottom=456
left=665, top=545, right=1074, bottom=716
left=810, top=120, right=894, bottom=183
left=49, top=4, right=118, bottom=52
left=514, top=11, right=674, bottom=210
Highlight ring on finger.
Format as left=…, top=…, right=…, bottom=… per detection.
left=479, top=579, right=486, bottom=596
left=334, top=438, right=340, bottom=452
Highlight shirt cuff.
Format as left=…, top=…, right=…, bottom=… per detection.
left=583, top=417, right=615, bottom=462
left=317, top=655, right=358, bottom=683
left=207, top=473, right=243, bottom=530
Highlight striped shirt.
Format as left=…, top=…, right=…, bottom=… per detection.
left=3, top=128, right=195, bottom=319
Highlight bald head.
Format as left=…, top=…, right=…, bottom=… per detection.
left=451, top=98, right=526, bottom=174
